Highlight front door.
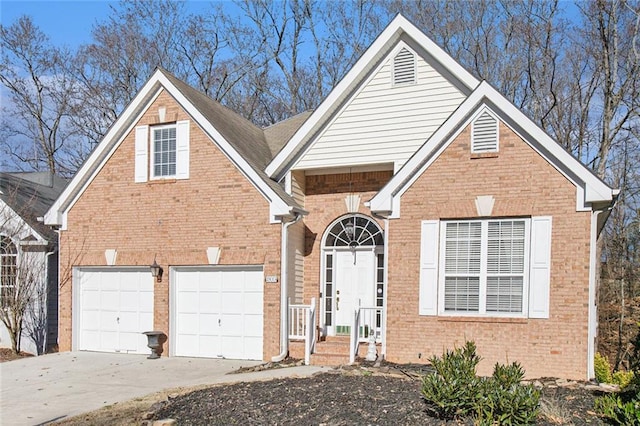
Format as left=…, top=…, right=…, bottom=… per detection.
left=332, top=250, right=375, bottom=335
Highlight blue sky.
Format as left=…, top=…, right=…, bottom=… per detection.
left=1, top=1, right=117, bottom=47
left=1, top=1, right=218, bottom=48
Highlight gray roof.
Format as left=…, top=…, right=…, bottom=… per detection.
left=161, top=69, right=305, bottom=211
left=1, top=172, right=67, bottom=241
left=264, top=111, right=312, bottom=157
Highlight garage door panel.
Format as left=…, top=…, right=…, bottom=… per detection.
left=243, top=314, right=263, bottom=336
left=177, top=313, right=198, bottom=333
left=221, top=298, right=243, bottom=314
left=198, top=335, right=220, bottom=357
left=198, top=292, right=221, bottom=314
left=174, top=267, right=263, bottom=360
left=199, top=314, right=219, bottom=334
left=177, top=292, right=198, bottom=311
left=243, top=272, right=264, bottom=291
left=77, top=269, right=153, bottom=354
left=82, top=290, right=100, bottom=309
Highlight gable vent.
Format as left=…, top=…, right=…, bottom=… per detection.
left=393, top=48, right=416, bottom=85
left=472, top=110, right=499, bottom=153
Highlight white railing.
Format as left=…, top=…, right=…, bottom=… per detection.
left=350, top=306, right=384, bottom=364
left=288, top=297, right=316, bottom=365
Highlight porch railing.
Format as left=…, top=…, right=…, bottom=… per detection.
left=288, top=297, right=316, bottom=365
left=350, top=306, right=384, bottom=364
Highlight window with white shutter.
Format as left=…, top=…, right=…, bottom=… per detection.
left=471, top=109, right=499, bottom=153
left=440, top=218, right=530, bottom=316
left=393, top=48, right=416, bottom=86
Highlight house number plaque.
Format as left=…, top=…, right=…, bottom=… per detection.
left=265, top=275, right=279, bottom=283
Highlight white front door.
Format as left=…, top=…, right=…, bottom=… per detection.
left=333, top=250, right=375, bottom=335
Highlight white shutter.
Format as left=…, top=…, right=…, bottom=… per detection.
left=175, top=120, right=190, bottom=179
left=529, top=216, right=552, bottom=318
left=393, top=48, right=416, bottom=85
left=134, top=125, right=149, bottom=183
left=472, top=110, right=498, bottom=153
left=419, top=220, right=439, bottom=316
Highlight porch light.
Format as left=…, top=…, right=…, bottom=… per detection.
left=344, top=222, right=355, bottom=240
left=150, top=259, right=163, bottom=282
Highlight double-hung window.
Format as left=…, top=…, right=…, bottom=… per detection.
left=152, top=125, right=177, bottom=178
left=441, top=219, right=529, bottom=316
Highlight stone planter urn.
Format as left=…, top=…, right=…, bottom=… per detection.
left=143, top=331, right=167, bottom=359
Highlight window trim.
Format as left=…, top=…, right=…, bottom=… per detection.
left=437, top=218, right=531, bottom=318
left=150, top=123, right=178, bottom=180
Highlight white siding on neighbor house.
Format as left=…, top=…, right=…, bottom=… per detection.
left=294, top=47, right=466, bottom=171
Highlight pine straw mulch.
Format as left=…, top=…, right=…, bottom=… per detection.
left=145, top=361, right=609, bottom=426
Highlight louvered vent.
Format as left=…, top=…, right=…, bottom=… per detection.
left=393, top=48, right=416, bottom=85
left=472, top=110, right=498, bottom=153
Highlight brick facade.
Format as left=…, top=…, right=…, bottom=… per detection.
left=384, top=122, right=591, bottom=379
left=58, top=90, right=282, bottom=359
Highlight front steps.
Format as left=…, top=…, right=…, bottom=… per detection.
left=289, top=336, right=381, bottom=366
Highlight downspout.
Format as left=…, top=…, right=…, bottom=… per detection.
left=272, top=212, right=303, bottom=362
left=587, top=209, right=602, bottom=380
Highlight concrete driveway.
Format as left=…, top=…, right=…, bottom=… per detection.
left=0, top=352, right=327, bottom=425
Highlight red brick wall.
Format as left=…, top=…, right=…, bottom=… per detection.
left=58, top=89, right=282, bottom=359
left=385, top=122, right=591, bottom=379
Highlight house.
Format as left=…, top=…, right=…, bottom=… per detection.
left=1, top=172, right=66, bottom=355
left=44, top=15, right=617, bottom=379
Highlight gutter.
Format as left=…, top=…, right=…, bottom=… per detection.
left=272, top=212, right=303, bottom=362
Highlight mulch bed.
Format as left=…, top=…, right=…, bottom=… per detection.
left=0, top=347, right=34, bottom=363
left=150, top=362, right=607, bottom=425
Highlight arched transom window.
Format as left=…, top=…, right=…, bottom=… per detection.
left=0, top=235, right=17, bottom=308
left=324, top=215, right=384, bottom=248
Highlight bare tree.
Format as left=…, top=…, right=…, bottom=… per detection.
left=0, top=187, right=50, bottom=355
left=0, top=16, right=78, bottom=176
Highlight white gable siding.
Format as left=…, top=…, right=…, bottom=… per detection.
left=294, top=50, right=465, bottom=171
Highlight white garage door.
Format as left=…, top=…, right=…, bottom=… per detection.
left=76, top=268, right=154, bottom=354
left=172, top=266, right=263, bottom=360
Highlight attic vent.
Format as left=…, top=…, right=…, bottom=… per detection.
left=393, top=48, right=416, bottom=85
left=472, top=110, right=499, bottom=153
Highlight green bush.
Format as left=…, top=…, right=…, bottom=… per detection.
left=614, top=371, right=636, bottom=389
left=595, top=325, right=640, bottom=424
left=595, top=392, right=640, bottom=425
left=596, top=352, right=614, bottom=384
left=421, top=341, right=481, bottom=418
left=474, top=363, right=540, bottom=426
left=421, top=341, right=540, bottom=424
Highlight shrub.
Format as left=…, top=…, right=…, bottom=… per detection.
left=595, top=352, right=613, bottom=384
left=421, top=341, right=540, bottom=424
left=595, top=392, right=640, bottom=425
left=421, top=341, right=481, bottom=418
left=614, top=371, right=636, bottom=389
left=474, top=363, right=540, bottom=426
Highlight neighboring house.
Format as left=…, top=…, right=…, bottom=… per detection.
left=0, top=172, right=66, bottom=355
left=45, top=16, right=617, bottom=379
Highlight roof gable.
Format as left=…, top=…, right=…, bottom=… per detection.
left=45, top=68, right=303, bottom=228
left=1, top=172, right=66, bottom=242
left=265, top=14, right=480, bottom=180
left=369, top=82, right=617, bottom=215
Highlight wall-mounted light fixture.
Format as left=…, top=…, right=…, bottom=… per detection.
left=150, top=259, right=163, bottom=282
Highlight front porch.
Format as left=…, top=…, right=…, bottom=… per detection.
left=287, top=298, right=384, bottom=366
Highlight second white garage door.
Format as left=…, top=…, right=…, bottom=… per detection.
left=172, top=266, right=264, bottom=360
